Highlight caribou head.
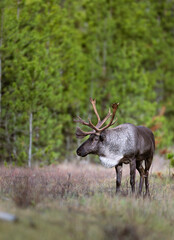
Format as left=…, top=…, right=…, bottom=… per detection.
left=74, top=98, right=119, bottom=157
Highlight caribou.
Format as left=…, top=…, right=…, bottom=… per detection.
left=74, top=98, right=155, bottom=196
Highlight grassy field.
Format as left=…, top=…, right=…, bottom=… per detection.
left=0, top=160, right=174, bottom=240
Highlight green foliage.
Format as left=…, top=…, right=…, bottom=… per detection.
left=0, top=0, right=174, bottom=165
left=167, top=153, right=174, bottom=168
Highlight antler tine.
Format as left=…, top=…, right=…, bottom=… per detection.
left=74, top=116, right=100, bottom=133
left=90, top=98, right=113, bottom=129
left=75, top=127, right=95, bottom=139
left=74, top=115, right=97, bottom=139
left=90, top=98, right=101, bottom=124
left=98, top=103, right=119, bottom=132
left=110, top=117, right=118, bottom=126
left=96, top=108, right=112, bottom=128
left=88, top=118, right=100, bottom=132
left=74, top=116, right=90, bottom=126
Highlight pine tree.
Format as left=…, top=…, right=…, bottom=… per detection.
left=0, top=0, right=174, bottom=165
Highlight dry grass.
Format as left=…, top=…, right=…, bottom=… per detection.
left=0, top=162, right=174, bottom=240
left=0, top=163, right=115, bottom=207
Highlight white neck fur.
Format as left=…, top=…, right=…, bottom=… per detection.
left=99, top=155, right=123, bottom=168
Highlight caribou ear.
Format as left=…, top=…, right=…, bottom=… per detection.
left=75, top=127, right=88, bottom=139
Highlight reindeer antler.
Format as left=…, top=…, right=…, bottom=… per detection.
left=74, top=99, right=119, bottom=138
left=89, top=98, right=101, bottom=124
left=97, top=103, right=119, bottom=132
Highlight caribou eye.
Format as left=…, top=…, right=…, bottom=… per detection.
left=93, top=135, right=99, bottom=141
left=100, top=135, right=105, bottom=142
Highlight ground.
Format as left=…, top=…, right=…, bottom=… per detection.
left=0, top=155, right=174, bottom=240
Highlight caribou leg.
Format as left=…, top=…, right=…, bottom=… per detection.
left=115, top=163, right=123, bottom=194
left=130, top=158, right=136, bottom=194
left=136, top=161, right=145, bottom=196
left=144, top=157, right=153, bottom=197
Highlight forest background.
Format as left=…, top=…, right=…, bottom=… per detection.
left=0, top=0, right=174, bottom=166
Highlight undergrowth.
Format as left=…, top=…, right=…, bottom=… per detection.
left=0, top=163, right=174, bottom=240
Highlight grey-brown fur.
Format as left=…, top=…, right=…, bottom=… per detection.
left=76, top=123, right=155, bottom=196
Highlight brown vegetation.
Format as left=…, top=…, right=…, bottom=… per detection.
left=0, top=164, right=114, bottom=207
left=0, top=162, right=174, bottom=240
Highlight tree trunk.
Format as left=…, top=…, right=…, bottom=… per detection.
left=28, top=112, right=33, bottom=167
left=66, top=135, right=71, bottom=160
left=17, top=0, right=20, bottom=20
left=0, top=9, right=3, bottom=119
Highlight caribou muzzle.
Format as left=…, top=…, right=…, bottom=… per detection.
left=76, top=147, right=88, bottom=157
